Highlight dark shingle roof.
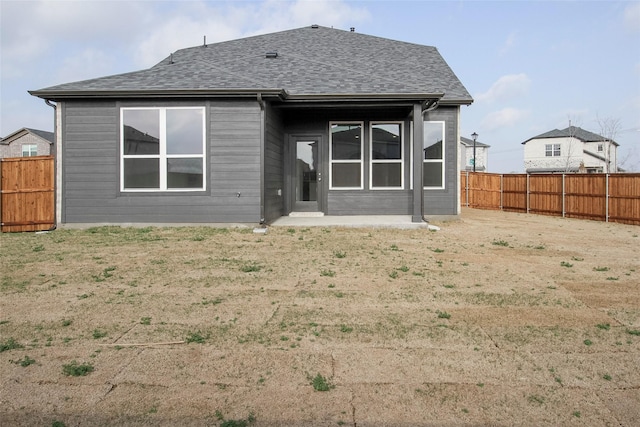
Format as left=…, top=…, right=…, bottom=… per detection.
left=30, top=26, right=472, bottom=104
left=522, top=126, right=617, bottom=145
left=460, top=136, right=490, bottom=147
left=26, top=128, right=54, bottom=143
left=1, top=128, right=54, bottom=144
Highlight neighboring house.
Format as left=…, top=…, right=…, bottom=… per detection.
left=522, top=126, right=618, bottom=174
left=460, top=136, right=490, bottom=172
left=0, top=128, right=54, bottom=158
left=29, top=25, right=472, bottom=226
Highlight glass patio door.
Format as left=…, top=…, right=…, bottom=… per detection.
left=294, top=139, right=320, bottom=212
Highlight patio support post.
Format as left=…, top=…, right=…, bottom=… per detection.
left=412, top=103, right=424, bottom=222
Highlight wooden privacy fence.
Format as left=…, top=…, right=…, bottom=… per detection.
left=1, top=156, right=55, bottom=232
left=461, top=172, right=640, bottom=226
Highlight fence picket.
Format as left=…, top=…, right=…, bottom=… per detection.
left=461, top=172, right=640, bottom=226
left=1, top=156, right=55, bottom=232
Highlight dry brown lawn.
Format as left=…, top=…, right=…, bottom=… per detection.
left=1, top=208, right=639, bottom=426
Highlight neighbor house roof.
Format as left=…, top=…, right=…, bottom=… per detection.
left=460, top=136, right=490, bottom=148
left=30, top=26, right=472, bottom=105
left=522, top=126, right=618, bottom=146
left=1, top=128, right=54, bottom=145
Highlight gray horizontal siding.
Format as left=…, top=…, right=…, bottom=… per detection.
left=62, top=99, right=263, bottom=224
left=423, top=106, right=459, bottom=216
left=328, top=191, right=412, bottom=215
left=264, top=104, right=285, bottom=223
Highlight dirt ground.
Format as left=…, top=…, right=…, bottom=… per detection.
left=1, top=208, right=639, bottom=426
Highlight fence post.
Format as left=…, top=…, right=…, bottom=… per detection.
left=605, top=174, right=609, bottom=223
left=527, top=174, right=530, bottom=213
left=562, top=173, right=566, bottom=218
left=465, top=171, right=469, bottom=207
left=500, top=174, right=503, bottom=210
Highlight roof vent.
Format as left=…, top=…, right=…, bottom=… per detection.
left=265, top=51, right=278, bottom=58
left=311, top=24, right=319, bottom=29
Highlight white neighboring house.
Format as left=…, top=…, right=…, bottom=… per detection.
left=0, top=128, right=54, bottom=159
left=522, top=126, right=618, bottom=174
left=460, top=136, right=490, bottom=172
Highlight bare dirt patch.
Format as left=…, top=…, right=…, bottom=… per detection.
left=1, top=208, right=638, bottom=426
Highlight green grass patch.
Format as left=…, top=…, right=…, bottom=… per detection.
left=240, top=263, right=262, bottom=273
left=62, top=361, right=94, bottom=376
left=12, top=355, right=36, bottom=367
left=320, top=269, right=336, bottom=277
left=92, top=329, right=107, bottom=339
left=186, top=331, right=207, bottom=343
left=0, top=337, right=23, bottom=352
left=311, top=373, right=333, bottom=391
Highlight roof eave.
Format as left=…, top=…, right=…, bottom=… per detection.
left=28, top=88, right=289, bottom=101
left=29, top=88, right=474, bottom=108
left=439, top=98, right=473, bottom=106
left=285, top=93, right=445, bottom=102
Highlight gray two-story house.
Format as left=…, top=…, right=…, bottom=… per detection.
left=30, top=25, right=472, bottom=226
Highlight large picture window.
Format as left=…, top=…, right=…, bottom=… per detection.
left=330, top=122, right=363, bottom=189
left=423, top=121, right=445, bottom=188
left=370, top=123, right=403, bottom=189
left=121, top=107, right=206, bottom=191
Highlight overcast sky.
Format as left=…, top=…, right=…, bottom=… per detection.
left=2, top=0, right=639, bottom=172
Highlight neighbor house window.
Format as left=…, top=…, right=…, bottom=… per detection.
left=22, top=144, right=37, bottom=157
left=423, top=121, right=445, bottom=188
left=370, top=123, right=403, bottom=189
left=121, top=107, right=206, bottom=191
left=330, top=122, right=363, bottom=189
left=545, top=143, right=561, bottom=157
left=597, top=143, right=604, bottom=152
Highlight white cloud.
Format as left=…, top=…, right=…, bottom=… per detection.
left=481, top=108, right=530, bottom=131
left=1, top=0, right=370, bottom=84
left=624, top=2, right=640, bottom=32
left=55, top=48, right=115, bottom=85
left=499, top=31, right=517, bottom=56
left=132, top=0, right=371, bottom=68
left=475, top=73, right=531, bottom=104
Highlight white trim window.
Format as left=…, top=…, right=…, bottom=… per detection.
left=22, top=144, right=37, bottom=157
left=121, top=107, right=206, bottom=192
left=370, top=122, right=403, bottom=189
left=545, top=143, right=561, bottom=157
left=330, top=122, right=363, bottom=189
left=423, top=121, right=445, bottom=189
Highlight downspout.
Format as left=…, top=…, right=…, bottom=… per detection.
left=257, top=93, right=266, bottom=225
left=45, top=99, right=58, bottom=230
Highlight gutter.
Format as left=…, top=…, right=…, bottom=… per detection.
left=284, top=92, right=445, bottom=103
left=28, top=89, right=471, bottom=106
left=29, top=88, right=289, bottom=101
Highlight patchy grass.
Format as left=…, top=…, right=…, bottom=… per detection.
left=0, top=209, right=638, bottom=425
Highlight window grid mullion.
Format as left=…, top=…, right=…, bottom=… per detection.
left=159, top=109, right=168, bottom=191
